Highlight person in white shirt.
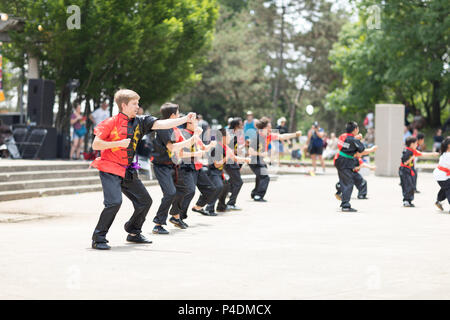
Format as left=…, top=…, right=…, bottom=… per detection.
left=89, top=101, right=110, bottom=128
left=434, top=137, right=450, bottom=212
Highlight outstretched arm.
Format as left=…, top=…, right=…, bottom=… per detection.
left=152, top=112, right=196, bottom=130
left=277, top=131, right=302, bottom=141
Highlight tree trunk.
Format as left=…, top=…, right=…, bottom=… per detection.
left=431, top=80, right=442, bottom=128
left=271, top=5, right=286, bottom=120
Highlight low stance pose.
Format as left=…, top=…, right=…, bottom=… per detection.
left=433, top=137, right=450, bottom=212
left=248, top=117, right=301, bottom=202
left=90, top=89, right=195, bottom=250
left=334, top=121, right=377, bottom=212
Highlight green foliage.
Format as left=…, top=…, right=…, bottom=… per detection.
left=0, top=0, right=218, bottom=110
left=328, top=0, right=450, bottom=127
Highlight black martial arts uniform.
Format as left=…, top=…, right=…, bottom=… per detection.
left=91, top=112, right=157, bottom=244
left=170, top=129, right=216, bottom=220
left=224, top=133, right=244, bottom=206
left=335, top=157, right=367, bottom=199
left=151, top=128, right=179, bottom=226
left=399, top=147, right=417, bottom=203
left=334, top=133, right=365, bottom=209
left=249, top=133, right=272, bottom=199
left=205, top=142, right=230, bottom=212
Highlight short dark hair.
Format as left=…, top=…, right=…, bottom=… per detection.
left=229, top=117, right=242, bottom=130
left=405, top=136, right=418, bottom=147
left=256, top=117, right=270, bottom=130
left=417, top=132, right=425, bottom=140
left=440, top=137, right=450, bottom=155
left=345, top=121, right=358, bottom=133
left=160, top=102, right=179, bottom=119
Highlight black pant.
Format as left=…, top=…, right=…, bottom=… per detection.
left=195, top=167, right=220, bottom=208
left=437, top=179, right=450, bottom=204
left=335, top=172, right=367, bottom=198
left=152, top=164, right=177, bottom=225
left=224, top=166, right=243, bottom=206
left=336, top=167, right=360, bottom=208
left=92, top=171, right=152, bottom=243
left=249, top=164, right=270, bottom=199
left=170, top=167, right=198, bottom=219
left=399, top=167, right=415, bottom=202
left=206, top=170, right=229, bottom=212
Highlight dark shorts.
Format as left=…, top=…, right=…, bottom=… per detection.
left=309, top=145, right=323, bottom=155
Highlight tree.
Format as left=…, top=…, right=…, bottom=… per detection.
left=0, top=0, right=218, bottom=134
left=328, top=0, right=450, bottom=127
left=175, top=2, right=272, bottom=122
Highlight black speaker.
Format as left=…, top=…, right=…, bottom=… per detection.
left=27, top=79, right=55, bottom=126
left=0, top=113, right=21, bottom=125
left=57, top=132, right=71, bottom=159
left=38, top=126, right=57, bottom=159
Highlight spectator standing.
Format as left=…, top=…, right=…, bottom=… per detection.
left=70, top=103, right=87, bottom=160
left=307, top=121, right=326, bottom=174
left=89, top=101, right=110, bottom=128
left=433, top=128, right=444, bottom=152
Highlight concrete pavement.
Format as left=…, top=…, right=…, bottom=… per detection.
left=0, top=169, right=449, bottom=299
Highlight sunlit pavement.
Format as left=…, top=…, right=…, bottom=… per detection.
left=1, top=170, right=449, bottom=299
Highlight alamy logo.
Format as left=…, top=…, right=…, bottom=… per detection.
left=367, top=5, right=381, bottom=30
left=67, top=5, right=81, bottom=30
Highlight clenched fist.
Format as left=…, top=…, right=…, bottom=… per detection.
left=117, top=138, right=131, bottom=148
left=186, top=112, right=197, bottom=123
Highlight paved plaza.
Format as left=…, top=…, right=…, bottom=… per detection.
left=0, top=169, right=449, bottom=299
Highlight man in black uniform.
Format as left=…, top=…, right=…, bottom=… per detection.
left=225, top=118, right=246, bottom=210
left=248, top=117, right=301, bottom=201
left=151, top=103, right=201, bottom=234
left=169, top=119, right=217, bottom=222
left=205, top=128, right=250, bottom=212
left=334, top=121, right=377, bottom=212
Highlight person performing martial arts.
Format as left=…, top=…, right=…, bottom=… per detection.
left=90, top=90, right=196, bottom=250
left=399, top=136, right=438, bottom=207
left=334, top=121, right=377, bottom=212
left=335, top=154, right=376, bottom=201
left=224, top=118, right=247, bottom=210
left=248, top=117, right=302, bottom=202
left=169, top=119, right=217, bottom=223
left=151, top=103, right=202, bottom=235
left=202, top=128, right=250, bottom=214
left=434, top=137, right=450, bottom=212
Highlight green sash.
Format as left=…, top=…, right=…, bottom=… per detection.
left=339, top=151, right=354, bottom=159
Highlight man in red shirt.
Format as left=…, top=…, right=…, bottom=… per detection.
left=90, top=89, right=196, bottom=250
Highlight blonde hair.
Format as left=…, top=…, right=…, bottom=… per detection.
left=114, top=89, right=140, bottom=111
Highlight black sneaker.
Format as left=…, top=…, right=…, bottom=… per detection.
left=126, top=233, right=152, bottom=243
left=415, top=190, right=421, bottom=194
left=254, top=196, right=267, bottom=202
left=180, top=219, right=189, bottom=228
left=207, top=210, right=218, bottom=216
left=192, top=207, right=211, bottom=216
left=403, top=201, right=415, bottom=207
left=170, top=217, right=186, bottom=229
left=152, top=225, right=169, bottom=235
left=92, top=241, right=111, bottom=250
left=335, top=193, right=342, bottom=201
left=357, top=195, right=368, bottom=200
left=341, top=207, right=357, bottom=212
left=435, top=201, right=444, bottom=211
left=227, top=205, right=242, bottom=211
